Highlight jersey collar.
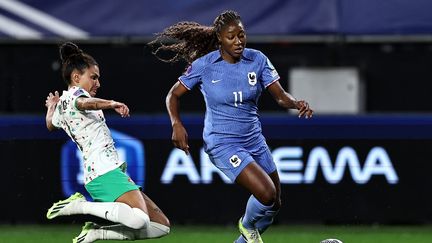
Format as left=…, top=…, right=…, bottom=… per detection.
left=210, top=49, right=254, bottom=63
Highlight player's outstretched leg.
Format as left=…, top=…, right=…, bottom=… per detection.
left=46, top=192, right=86, bottom=219
left=134, top=221, right=170, bottom=239
left=72, top=221, right=134, bottom=243
left=238, top=216, right=263, bottom=243
left=73, top=222, right=101, bottom=243
left=72, top=221, right=169, bottom=242
left=47, top=192, right=149, bottom=230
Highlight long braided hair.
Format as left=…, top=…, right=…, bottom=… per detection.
left=149, top=10, right=242, bottom=65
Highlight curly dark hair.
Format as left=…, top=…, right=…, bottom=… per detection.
left=59, top=42, right=98, bottom=85
left=149, top=10, right=242, bottom=65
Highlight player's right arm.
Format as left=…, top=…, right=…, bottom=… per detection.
left=45, top=91, right=60, bottom=131
left=75, top=97, right=130, bottom=117
left=166, top=81, right=190, bottom=155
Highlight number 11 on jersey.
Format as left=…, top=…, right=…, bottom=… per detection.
left=233, top=91, right=243, bottom=107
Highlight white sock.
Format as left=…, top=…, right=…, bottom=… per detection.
left=84, top=226, right=134, bottom=242
left=135, top=221, right=170, bottom=239
left=81, top=202, right=149, bottom=229
left=85, top=222, right=169, bottom=242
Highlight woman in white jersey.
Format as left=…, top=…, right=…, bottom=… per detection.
left=45, top=42, right=170, bottom=243
left=150, top=10, right=313, bottom=243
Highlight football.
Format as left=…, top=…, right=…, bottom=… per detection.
left=320, top=239, right=343, bottom=243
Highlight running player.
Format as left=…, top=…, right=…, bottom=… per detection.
left=150, top=10, right=313, bottom=243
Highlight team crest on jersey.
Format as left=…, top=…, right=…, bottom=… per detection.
left=229, top=155, right=242, bottom=168
left=248, top=72, right=257, bottom=86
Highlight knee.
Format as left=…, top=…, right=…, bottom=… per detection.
left=157, top=216, right=171, bottom=228
left=163, top=218, right=171, bottom=228
left=259, top=185, right=277, bottom=206
left=154, top=210, right=170, bottom=228
left=151, top=222, right=171, bottom=237
left=136, top=222, right=170, bottom=239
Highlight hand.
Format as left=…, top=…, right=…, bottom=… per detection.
left=45, top=91, right=60, bottom=109
left=111, top=101, right=130, bottom=117
left=295, top=100, right=313, bottom=119
left=172, top=123, right=190, bottom=155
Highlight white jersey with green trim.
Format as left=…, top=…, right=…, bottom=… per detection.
left=52, top=86, right=123, bottom=184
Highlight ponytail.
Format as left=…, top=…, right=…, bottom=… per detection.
left=59, top=42, right=97, bottom=85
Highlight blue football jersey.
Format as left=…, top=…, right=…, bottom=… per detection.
left=179, top=48, right=280, bottom=152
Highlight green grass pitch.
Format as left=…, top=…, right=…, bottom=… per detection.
left=0, top=224, right=431, bottom=243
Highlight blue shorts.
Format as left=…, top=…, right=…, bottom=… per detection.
left=207, top=140, right=276, bottom=182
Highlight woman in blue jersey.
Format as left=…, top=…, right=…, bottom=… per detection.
left=150, top=10, right=313, bottom=243
left=45, top=42, right=170, bottom=243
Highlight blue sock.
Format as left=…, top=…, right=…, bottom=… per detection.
left=235, top=209, right=279, bottom=242
left=234, top=195, right=278, bottom=242
left=242, top=195, right=273, bottom=229
left=256, top=209, right=278, bottom=233
left=234, top=235, right=247, bottom=243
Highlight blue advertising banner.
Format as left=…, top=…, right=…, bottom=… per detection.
left=2, top=114, right=432, bottom=224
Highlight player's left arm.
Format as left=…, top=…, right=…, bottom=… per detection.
left=75, top=97, right=130, bottom=117
left=267, top=81, right=313, bottom=118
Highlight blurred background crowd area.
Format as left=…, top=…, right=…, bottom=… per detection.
left=1, top=0, right=432, bottom=114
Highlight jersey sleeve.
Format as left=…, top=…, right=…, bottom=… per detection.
left=51, top=103, right=62, bottom=128
left=71, top=87, right=91, bottom=110
left=178, top=59, right=205, bottom=90
left=259, top=52, right=280, bottom=88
